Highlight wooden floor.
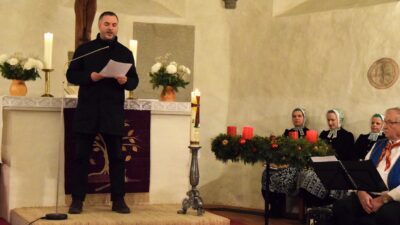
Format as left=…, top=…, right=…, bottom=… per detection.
left=209, top=210, right=303, bottom=225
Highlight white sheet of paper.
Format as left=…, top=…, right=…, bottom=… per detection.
left=99, top=59, right=132, bottom=78
left=311, top=155, right=338, bottom=162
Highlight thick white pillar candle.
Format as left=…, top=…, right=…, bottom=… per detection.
left=44, top=32, right=53, bottom=69
left=129, top=40, right=138, bottom=66
left=190, top=89, right=201, bottom=146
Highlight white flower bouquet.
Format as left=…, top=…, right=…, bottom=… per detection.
left=0, top=53, right=43, bottom=81
left=149, top=53, right=190, bottom=92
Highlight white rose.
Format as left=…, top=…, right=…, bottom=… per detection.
left=0, top=54, right=8, bottom=64
left=166, top=64, right=177, bottom=74
left=185, top=67, right=191, bottom=75
left=151, top=62, right=162, bottom=73
left=170, top=61, right=177, bottom=66
left=23, top=58, right=34, bottom=70
left=7, top=58, right=19, bottom=66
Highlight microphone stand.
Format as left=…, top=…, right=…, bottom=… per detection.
left=63, top=45, right=110, bottom=96
left=68, top=46, right=109, bottom=64
left=45, top=81, right=68, bottom=220
left=45, top=46, right=110, bottom=219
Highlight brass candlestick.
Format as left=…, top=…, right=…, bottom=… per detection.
left=41, top=68, right=54, bottom=97
left=127, top=90, right=137, bottom=99
left=177, top=145, right=205, bottom=216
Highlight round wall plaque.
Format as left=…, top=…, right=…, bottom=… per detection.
left=367, top=58, right=399, bottom=89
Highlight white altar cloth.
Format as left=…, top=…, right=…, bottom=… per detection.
left=0, top=96, right=190, bottom=163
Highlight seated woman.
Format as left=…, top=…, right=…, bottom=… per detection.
left=262, top=108, right=309, bottom=217
left=319, top=109, right=356, bottom=161
left=354, top=113, right=385, bottom=160
left=298, top=109, right=355, bottom=207
left=283, top=108, right=309, bottom=137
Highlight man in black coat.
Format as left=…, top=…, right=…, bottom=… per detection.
left=66, top=11, right=139, bottom=214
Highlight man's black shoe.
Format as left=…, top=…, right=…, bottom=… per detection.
left=68, top=199, right=83, bottom=214
left=112, top=199, right=131, bottom=214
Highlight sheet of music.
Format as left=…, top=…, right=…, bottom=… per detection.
left=100, top=59, right=132, bottom=78
left=311, top=155, right=338, bottom=162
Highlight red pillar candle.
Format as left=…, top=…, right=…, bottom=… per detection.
left=227, top=126, right=237, bottom=137
left=288, top=131, right=299, bottom=140
left=306, top=130, right=318, bottom=143
left=242, top=126, right=254, bottom=140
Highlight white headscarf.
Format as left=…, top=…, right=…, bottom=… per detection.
left=368, top=113, right=384, bottom=141
left=327, top=108, right=344, bottom=139
left=292, top=108, right=306, bottom=136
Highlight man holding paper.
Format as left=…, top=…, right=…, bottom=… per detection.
left=66, top=11, right=139, bottom=214
left=333, top=107, right=400, bottom=225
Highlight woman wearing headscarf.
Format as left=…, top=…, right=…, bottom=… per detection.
left=298, top=109, right=355, bottom=207
left=319, top=109, right=356, bottom=161
left=354, top=114, right=386, bottom=160
left=263, top=108, right=309, bottom=217
left=283, top=108, right=309, bottom=137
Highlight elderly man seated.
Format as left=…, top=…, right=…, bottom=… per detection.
left=333, top=107, right=400, bottom=225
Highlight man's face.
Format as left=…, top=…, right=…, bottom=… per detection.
left=383, top=110, right=400, bottom=141
left=98, top=15, right=118, bottom=40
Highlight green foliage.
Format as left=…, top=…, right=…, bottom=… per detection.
left=211, top=134, right=334, bottom=168
left=239, top=135, right=265, bottom=164
left=0, top=62, right=40, bottom=81
left=211, top=134, right=241, bottom=162
left=148, top=54, right=190, bottom=92
left=0, top=54, right=42, bottom=81
left=149, top=67, right=189, bottom=92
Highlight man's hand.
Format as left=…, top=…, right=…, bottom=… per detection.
left=115, top=75, right=127, bottom=85
left=357, top=191, right=374, bottom=214
left=91, top=72, right=104, bottom=82
left=371, top=196, right=385, bottom=212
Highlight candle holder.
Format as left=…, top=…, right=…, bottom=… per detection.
left=177, top=145, right=205, bottom=216
left=127, top=90, right=137, bottom=99
left=41, top=68, right=54, bottom=97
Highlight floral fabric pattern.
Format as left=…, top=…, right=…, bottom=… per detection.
left=268, top=167, right=299, bottom=194
left=262, top=167, right=347, bottom=200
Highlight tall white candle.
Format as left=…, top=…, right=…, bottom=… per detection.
left=44, top=32, right=53, bottom=69
left=129, top=40, right=138, bottom=66
left=190, top=89, right=201, bottom=146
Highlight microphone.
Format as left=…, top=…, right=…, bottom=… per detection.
left=67, top=45, right=110, bottom=64
left=63, top=46, right=110, bottom=96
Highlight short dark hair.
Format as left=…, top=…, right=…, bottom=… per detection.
left=98, top=11, right=118, bottom=22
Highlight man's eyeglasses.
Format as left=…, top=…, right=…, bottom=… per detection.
left=384, top=120, right=400, bottom=126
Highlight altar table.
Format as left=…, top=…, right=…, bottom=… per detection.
left=0, top=96, right=191, bottom=221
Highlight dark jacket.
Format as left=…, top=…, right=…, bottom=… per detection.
left=320, top=128, right=356, bottom=161
left=66, top=34, right=139, bottom=135
left=354, top=133, right=386, bottom=160
left=283, top=127, right=309, bottom=138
